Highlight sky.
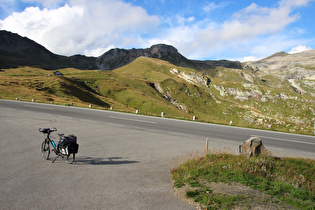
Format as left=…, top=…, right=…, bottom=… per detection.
left=0, top=0, right=314, bottom=61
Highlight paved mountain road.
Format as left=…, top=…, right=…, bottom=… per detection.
left=1, top=100, right=314, bottom=209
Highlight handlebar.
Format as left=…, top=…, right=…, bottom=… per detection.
left=39, top=127, right=57, bottom=134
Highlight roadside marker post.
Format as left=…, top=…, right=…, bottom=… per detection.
left=205, top=138, right=209, bottom=154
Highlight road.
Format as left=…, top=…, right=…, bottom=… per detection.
left=1, top=99, right=314, bottom=209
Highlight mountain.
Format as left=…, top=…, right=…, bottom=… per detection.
left=245, top=50, right=315, bottom=80
left=0, top=30, right=97, bottom=69
left=0, top=30, right=241, bottom=71
left=96, top=44, right=242, bottom=70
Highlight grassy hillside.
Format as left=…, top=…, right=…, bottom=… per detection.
left=0, top=57, right=314, bottom=135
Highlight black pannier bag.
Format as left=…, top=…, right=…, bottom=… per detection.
left=68, top=142, right=79, bottom=154
left=59, top=135, right=78, bottom=153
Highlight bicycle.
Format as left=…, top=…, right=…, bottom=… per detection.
left=39, top=127, right=78, bottom=164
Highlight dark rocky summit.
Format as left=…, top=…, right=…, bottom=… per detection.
left=96, top=44, right=186, bottom=70
left=0, top=30, right=241, bottom=70
left=96, top=44, right=242, bottom=70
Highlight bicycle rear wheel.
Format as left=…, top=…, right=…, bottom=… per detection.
left=41, top=140, right=50, bottom=160
left=65, top=153, right=75, bottom=164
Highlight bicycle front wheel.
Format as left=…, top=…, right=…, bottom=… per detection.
left=41, top=140, right=50, bottom=160
left=65, top=153, right=75, bottom=164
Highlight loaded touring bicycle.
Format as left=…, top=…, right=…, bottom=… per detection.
left=39, top=128, right=79, bottom=164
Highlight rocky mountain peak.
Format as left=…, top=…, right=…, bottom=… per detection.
left=263, top=51, right=288, bottom=60
left=96, top=44, right=185, bottom=70
left=149, top=44, right=178, bottom=54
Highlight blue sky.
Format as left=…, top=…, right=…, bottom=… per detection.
left=0, top=0, right=314, bottom=61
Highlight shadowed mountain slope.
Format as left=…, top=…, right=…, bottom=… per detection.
left=0, top=30, right=241, bottom=71
left=0, top=30, right=97, bottom=69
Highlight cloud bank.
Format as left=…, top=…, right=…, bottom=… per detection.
left=159, top=0, right=313, bottom=60
left=0, top=0, right=159, bottom=56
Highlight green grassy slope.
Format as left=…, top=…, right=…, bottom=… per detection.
left=0, top=57, right=314, bottom=135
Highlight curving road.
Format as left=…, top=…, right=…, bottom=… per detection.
left=1, top=99, right=314, bottom=209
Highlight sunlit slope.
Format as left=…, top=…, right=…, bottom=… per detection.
left=89, top=57, right=315, bottom=134
left=0, top=67, right=131, bottom=111
left=0, top=56, right=314, bottom=134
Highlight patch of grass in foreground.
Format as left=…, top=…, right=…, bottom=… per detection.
left=171, top=153, right=315, bottom=209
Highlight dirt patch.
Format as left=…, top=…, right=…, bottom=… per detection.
left=173, top=181, right=297, bottom=209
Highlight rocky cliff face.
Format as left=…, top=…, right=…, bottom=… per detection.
left=96, top=44, right=186, bottom=70
left=245, top=50, right=315, bottom=80
left=96, top=44, right=242, bottom=70
left=245, top=50, right=315, bottom=96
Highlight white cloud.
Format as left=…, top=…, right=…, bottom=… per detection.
left=288, top=45, right=312, bottom=54
left=180, top=1, right=302, bottom=59
left=241, top=56, right=259, bottom=62
left=279, top=0, right=313, bottom=8
left=163, top=0, right=312, bottom=60
left=202, top=2, right=229, bottom=12
left=84, top=45, right=115, bottom=57
left=0, top=0, right=159, bottom=55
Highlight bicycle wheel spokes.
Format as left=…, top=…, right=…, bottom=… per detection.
left=41, top=140, right=50, bottom=160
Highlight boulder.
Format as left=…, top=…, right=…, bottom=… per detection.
left=239, top=137, right=271, bottom=158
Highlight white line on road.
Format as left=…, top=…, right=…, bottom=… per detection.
left=251, top=135, right=315, bottom=145
left=109, top=116, right=157, bottom=124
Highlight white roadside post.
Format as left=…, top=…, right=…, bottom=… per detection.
left=205, top=138, right=209, bottom=154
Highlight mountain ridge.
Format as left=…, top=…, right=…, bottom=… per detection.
left=0, top=30, right=241, bottom=71
left=96, top=44, right=242, bottom=70
left=0, top=30, right=98, bottom=69
left=245, top=48, right=315, bottom=80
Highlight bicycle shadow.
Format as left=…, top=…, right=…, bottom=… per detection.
left=74, top=156, right=139, bottom=165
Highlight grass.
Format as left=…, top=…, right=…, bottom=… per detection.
left=0, top=56, right=314, bottom=135
left=171, top=153, right=315, bottom=209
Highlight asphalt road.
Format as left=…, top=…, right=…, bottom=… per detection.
left=1, top=99, right=314, bottom=209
